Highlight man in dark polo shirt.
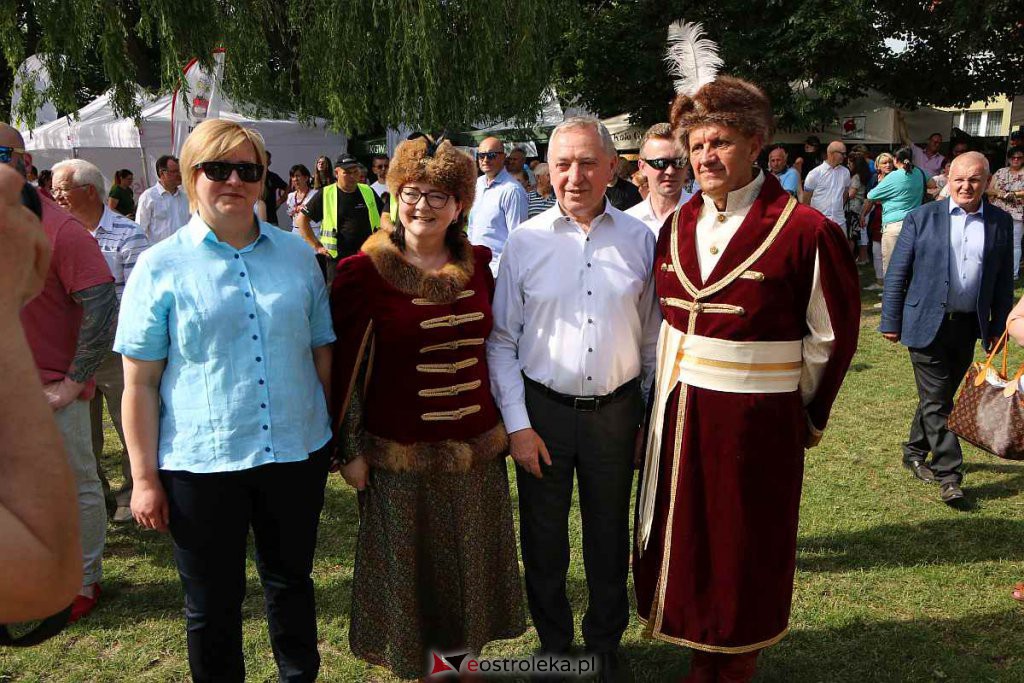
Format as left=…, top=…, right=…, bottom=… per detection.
left=262, top=150, right=289, bottom=226
left=295, top=154, right=383, bottom=284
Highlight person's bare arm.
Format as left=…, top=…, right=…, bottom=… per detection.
left=295, top=212, right=329, bottom=255
left=123, top=356, right=168, bottom=531
left=0, top=166, right=82, bottom=621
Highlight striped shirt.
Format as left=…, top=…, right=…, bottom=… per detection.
left=527, top=190, right=557, bottom=218
left=91, top=205, right=150, bottom=301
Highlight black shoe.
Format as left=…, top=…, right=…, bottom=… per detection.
left=595, top=650, right=632, bottom=683
left=904, top=460, right=936, bottom=483
left=940, top=482, right=965, bottom=504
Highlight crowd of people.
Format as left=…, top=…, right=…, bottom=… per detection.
left=3, top=71, right=1024, bottom=682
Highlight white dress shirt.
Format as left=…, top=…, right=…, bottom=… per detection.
left=695, top=171, right=834, bottom=405
left=135, top=182, right=192, bottom=243
left=626, top=191, right=693, bottom=236
left=370, top=180, right=388, bottom=197
left=803, top=162, right=851, bottom=228
left=487, top=201, right=661, bottom=433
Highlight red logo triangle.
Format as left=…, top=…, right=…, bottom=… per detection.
left=429, top=653, right=455, bottom=675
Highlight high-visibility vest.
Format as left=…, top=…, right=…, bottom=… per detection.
left=320, top=183, right=380, bottom=258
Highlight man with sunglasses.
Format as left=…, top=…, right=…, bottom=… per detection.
left=0, top=123, right=117, bottom=624
left=803, top=140, right=852, bottom=233
left=296, top=154, right=383, bottom=284
left=468, top=136, right=528, bottom=276
left=626, top=123, right=693, bottom=235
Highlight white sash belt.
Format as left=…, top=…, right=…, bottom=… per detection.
left=636, top=321, right=803, bottom=552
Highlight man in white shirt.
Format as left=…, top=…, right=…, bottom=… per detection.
left=369, top=154, right=389, bottom=198
left=134, top=155, right=190, bottom=243
left=468, top=136, right=529, bottom=275
left=487, top=117, right=659, bottom=677
left=802, top=141, right=851, bottom=229
left=626, top=123, right=692, bottom=235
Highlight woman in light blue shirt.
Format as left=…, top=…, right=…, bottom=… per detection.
left=865, top=146, right=937, bottom=275
left=115, top=119, right=335, bottom=682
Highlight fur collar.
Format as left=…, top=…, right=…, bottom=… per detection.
left=361, top=227, right=475, bottom=304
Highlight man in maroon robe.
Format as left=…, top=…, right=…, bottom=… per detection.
left=632, top=75, right=861, bottom=682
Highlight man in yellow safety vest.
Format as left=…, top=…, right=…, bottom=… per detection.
left=295, top=153, right=382, bottom=284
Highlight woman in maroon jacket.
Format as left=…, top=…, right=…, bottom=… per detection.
left=330, top=136, right=525, bottom=679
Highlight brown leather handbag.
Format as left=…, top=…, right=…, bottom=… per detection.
left=948, top=331, right=1024, bottom=460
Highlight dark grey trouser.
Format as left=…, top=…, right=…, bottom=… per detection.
left=516, top=378, right=642, bottom=654
left=903, top=315, right=979, bottom=485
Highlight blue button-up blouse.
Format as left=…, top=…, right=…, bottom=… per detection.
left=114, top=214, right=335, bottom=473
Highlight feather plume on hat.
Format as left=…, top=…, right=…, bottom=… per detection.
left=663, top=20, right=774, bottom=145
left=664, top=21, right=723, bottom=97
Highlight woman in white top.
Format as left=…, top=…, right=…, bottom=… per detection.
left=286, top=164, right=318, bottom=235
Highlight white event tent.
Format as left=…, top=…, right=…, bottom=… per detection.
left=24, top=91, right=347, bottom=225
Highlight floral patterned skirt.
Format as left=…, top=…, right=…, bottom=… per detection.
left=348, top=457, right=526, bottom=679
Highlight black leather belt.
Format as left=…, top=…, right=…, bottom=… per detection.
left=524, top=374, right=638, bottom=412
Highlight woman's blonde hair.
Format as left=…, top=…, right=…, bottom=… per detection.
left=179, top=119, right=267, bottom=212
left=875, top=152, right=895, bottom=171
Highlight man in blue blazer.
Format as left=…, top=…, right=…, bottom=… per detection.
left=880, top=152, right=1015, bottom=504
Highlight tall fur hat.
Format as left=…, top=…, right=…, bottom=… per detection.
left=386, top=136, right=476, bottom=214
left=664, top=21, right=774, bottom=147
left=670, top=75, right=775, bottom=147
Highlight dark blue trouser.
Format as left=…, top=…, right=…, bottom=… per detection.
left=161, top=447, right=330, bottom=683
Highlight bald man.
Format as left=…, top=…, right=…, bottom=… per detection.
left=881, top=151, right=1015, bottom=505
left=468, top=136, right=529, bottom=275
left=803, top=141, right=851, bottom=230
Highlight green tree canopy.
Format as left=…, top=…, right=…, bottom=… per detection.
left=552, top=0, right=1024, bottom=131
left=0, top=0, right=568, bottom=133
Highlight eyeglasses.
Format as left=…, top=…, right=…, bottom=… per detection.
left=398, top=187, right=452, bottom=209
left=0, top=145, right=25, bottom=163
left=193, top=161, right=264, bottom=183
left=51, top=184, right=89, bottom=196
left=642, top=157, right=687, bottom=171
left=476, top=151, right=504, bottom=161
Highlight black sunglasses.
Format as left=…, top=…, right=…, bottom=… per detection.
left=476, top=151, right=503, bottom=161
left=193, top=161, right=264, bottom=183
left=0, top=145, right=25, bottom=163
left=643, top=157, right=687, bottom=171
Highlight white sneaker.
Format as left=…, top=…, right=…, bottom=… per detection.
left=872, top=302, right=883, bottom=309
left=864, top=283, right=883, bottom=291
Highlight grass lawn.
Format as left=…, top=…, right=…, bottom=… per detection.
left=3, top=266, right=1024, bottom=682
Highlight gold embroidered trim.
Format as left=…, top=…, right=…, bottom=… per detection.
left=680, top=354, right=803, bottom=372
left=637, top=615, right=789, bottom=654
left=420, top=405, right=482, bottom=421
left=668, top=195, right=796, bottom=300
left=660, top=298, right=745, bottom=316
left=418, top=380, right=482, bottom=397
left=416, top=358, right=479, bottom=374
left=419, top=338, right=486, bottom=354
left=364, top=336, right=377, bottom=395
left=739, top=270, right=765, bottom=281
left=419, top=312, right=485, bottom=329
left=412, top=290, right=475, bottom=305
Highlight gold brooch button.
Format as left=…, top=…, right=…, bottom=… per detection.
left=716, top=214, right=726, bottom=223
left=709, top=245, right=719, bottom=255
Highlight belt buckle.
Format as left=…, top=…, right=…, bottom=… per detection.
left=573, top=396, right=598, bottom=412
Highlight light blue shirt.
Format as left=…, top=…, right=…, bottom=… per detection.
left=114, top=214, right=335, bottom=473
left=772, top=167, right=799, bottom=196
left=947, top=198, right=985, bottom=313
left=468, top=168, right=529, bottom=276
